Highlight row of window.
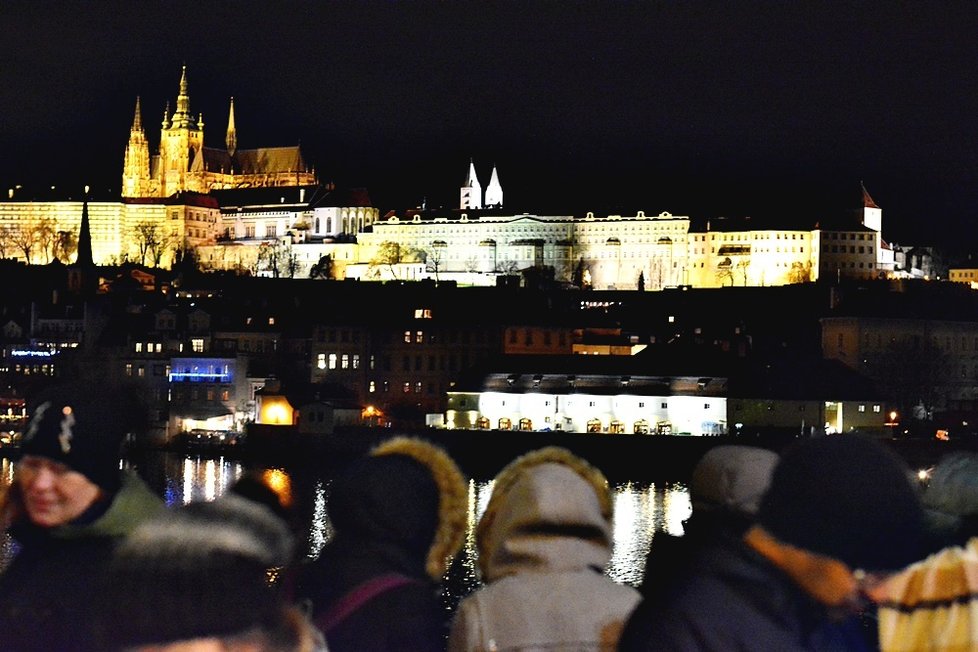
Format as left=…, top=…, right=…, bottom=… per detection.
left=134, top=339, right=206, bottom=354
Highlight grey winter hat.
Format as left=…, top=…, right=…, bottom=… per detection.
left=691, top=445, right=779, bottom=516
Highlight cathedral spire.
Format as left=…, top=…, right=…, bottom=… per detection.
left=131, top=96, right=143, bottom=132
left=171, top=65, right=195, bottom=128
left=226, top=96, right=237, bottom=156
left=161, top=101, right=171, bottom=129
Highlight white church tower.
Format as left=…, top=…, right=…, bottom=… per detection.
left=861, top=182, right=882, bottom=232
left=460, top=159, right=482, bottom=209
left=484, top=165, right=503, bottom=208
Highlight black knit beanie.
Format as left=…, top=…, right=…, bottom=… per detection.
left=100, top=492, right=295, bottom=649
left=19, top=383, right=141, bottom=493
left=757, top=435, right=926, bottom=572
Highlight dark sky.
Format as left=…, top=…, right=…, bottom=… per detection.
left=3, top=2, right=978, bottom=250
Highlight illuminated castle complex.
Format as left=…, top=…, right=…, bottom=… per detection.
left=122, top=66, right=317, bottom=198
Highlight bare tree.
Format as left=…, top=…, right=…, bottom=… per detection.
left=309, top=254, right=334, bottom=279
left=373, top=241, right=403, bottom=280
left=52, top=230, right=77, bottom=263
left=424, top=241, right=448, bottom=282
left=10, top=218, right=54, bottom=264
left=132, top=220, right=175, bottom=266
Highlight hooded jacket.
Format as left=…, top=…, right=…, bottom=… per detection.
left=448, top=447, right=640, bottom=652
left=0, top=470, right=165, bottom=652
left=296, top=437, right=468, bottom=652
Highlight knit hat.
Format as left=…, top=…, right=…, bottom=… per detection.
left=20, top=382, right=144, bottom=492
left=100, top=492, right=295, bottom=649
left=691, top=445, right=779, bottom=517
left=757, top=435, right=926, bottom=572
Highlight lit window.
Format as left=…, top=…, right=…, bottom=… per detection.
left=404, top=331, right=412, bottom=343
left=221, top=390, right=229, bottom=401
left=154, top=343, right=162, bottom=353
left=137, top=365, right=145, bottom=378
left=317, top=353, right=326, bottom=369
left=191, top=338, right=204, bottom=353
left=353, top=355, right=360, bottom=369
left=268, top=317, right=275, bottom=325
left=328, top=354, right=337, bottom=370
left=125, top=363, right=133, bottom=376
left=416, top=330, right=424, bottom=343
left=368, top=381, right=376, bottom=393
left=873, top=405, right=881, bottom=413
left=341, top=354, right=349, bottom=369
left=415, top=381, right=422, bottom=393
left=858, top=405, right=866, bottom=412
left=403, top=382, right=411, bottom=393
left=135, top=342, right=143, bottom=353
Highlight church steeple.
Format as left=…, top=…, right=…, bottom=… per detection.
left=485, top=165, right=503, bottom=208
left=860, top=181, right=882, bottom=232
left=76, top=201, right=93, bottom=268
left=460, top=159, right=482, bottom=210
left=161, top=101, right=171, bottom=129
left=226, top=97, right=237, bottom=156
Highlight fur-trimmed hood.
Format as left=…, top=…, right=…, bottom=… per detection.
left=476, top=446, right=614, bottom=582
left=366, top=437, right=468, bottom=581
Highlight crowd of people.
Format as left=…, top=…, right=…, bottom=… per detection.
left=1, top=381, right=977, bottom=651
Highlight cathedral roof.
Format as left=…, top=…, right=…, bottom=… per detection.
left=197, top=146, right=308, bottom=175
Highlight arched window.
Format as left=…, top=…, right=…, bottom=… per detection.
left=498, top=417, right=512, bottom=430
left=518, top=418, right=533, bottom=431
left=633, top=419, right=650, bottom=435
left=475, top=416, right=490, bottom=430
left=609, top=420, right=625, bottom=434
left=587, top=418, right=602, bottom=433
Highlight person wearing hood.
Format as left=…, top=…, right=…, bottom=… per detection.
left=447, top=446, right=641, bottom=652
left=0, top=382, right=165, bottom=651
left=295, top=437, right=468, bottom=652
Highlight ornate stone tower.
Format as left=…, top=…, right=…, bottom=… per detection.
left=460, top=159, right=482, bottom=209
left=225, top=97, right=237, bottom=157
left=121, top=97, right=151, bottom=197
left=484, top=165, right=503, bottom=208
left=159, top=66, right=205, bottom=197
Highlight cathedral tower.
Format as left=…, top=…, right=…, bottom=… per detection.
left=159, top=66, right=205, bottom=197
left=484, top=165, right=503, bottom=208
left=460, top=159, right=482, bottom=209
left=122, top=97, right=151, bottom=197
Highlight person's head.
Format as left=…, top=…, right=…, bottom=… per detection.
left=688, top=445, right=779, bottom=535
left=328, top=437, right=468, bottom=581
left=476, top=446, right=613, bottom=582
left=750, top=435, right=927, bottom=612
left=920, top=451, right=978, bottom=548
left=12, top=382, right=141, bottom=528
left=100, top=492, right=309, bottom=651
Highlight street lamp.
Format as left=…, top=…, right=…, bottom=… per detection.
left=885, top=410, right=899, bottom=437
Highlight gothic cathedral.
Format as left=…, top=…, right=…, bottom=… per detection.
left=122, top=67, right=317, bottom=198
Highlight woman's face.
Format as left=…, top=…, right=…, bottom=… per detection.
left=17, top=455, right=103, bottom=528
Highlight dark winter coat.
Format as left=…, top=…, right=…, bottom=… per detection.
left=0, top=471, right=164, bottom=652
left=618, top=537, right=872, bottom=652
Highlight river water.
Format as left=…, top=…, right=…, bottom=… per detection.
left=0, top=451, right=692, bottom=608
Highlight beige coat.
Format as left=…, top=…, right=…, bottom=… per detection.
left=448, top=447, right=640, bottom=652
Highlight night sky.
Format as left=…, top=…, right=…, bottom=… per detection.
left=3, top=2, right=978, bottom=251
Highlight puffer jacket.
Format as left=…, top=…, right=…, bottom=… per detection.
left=0, top=470, right=165, bottom=652
left=448, top=446, right=640, bottom=652
left=295, top=437, right=468, bottom=652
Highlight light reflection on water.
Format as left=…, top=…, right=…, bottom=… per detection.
left=0, top=454, right=691, bottom=596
